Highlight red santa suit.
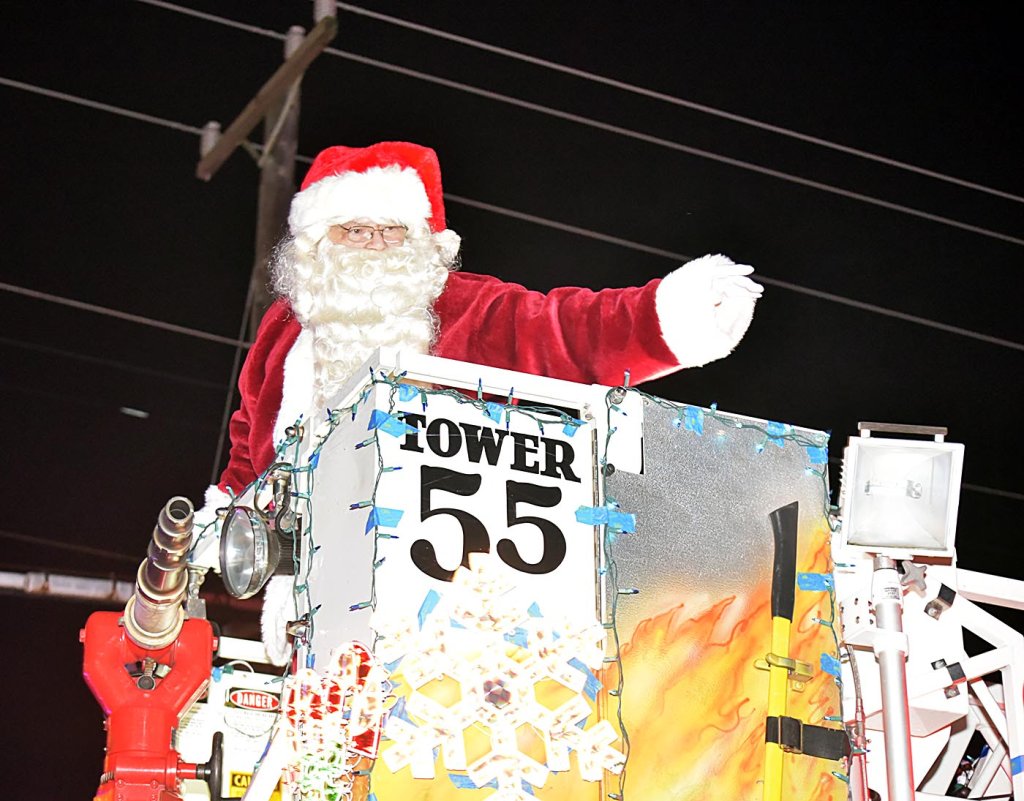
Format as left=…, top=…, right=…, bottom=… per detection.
left=219, top=269, right=682, bottom=495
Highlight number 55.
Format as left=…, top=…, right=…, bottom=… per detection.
left=411, top=466, right=566, bottom=581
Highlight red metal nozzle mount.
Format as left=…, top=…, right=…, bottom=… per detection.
left=82, top=612, right=215, bottom=801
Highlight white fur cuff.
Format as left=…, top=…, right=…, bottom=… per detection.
left=192, top=483, right=232, bottom=536
left=655, top=254, right=761, bottom=368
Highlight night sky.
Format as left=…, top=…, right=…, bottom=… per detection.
left=1, top=2, right=1021, bottom=795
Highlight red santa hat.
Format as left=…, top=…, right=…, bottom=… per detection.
left=288, top=141, right=448, bottom=236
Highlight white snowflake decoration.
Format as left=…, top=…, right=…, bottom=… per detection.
left=373, top=554, right=625, bottom=799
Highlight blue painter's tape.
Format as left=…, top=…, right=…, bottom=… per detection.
left=568, top=656, right=587, bottom=673
left=448, top=773, right=477, bottom=789
left=308, top=451, right=320, bottom=469
left=398, top=383, right=418, bottom=402
left=683, top=406, right=704, bottom=436
left=504, top=627, right=529, bottom=648
left=609, top=510, right=636, bottom=532
left=568, top=657, right=602, bottom=701
left=449, top=617, right=466, bottom=629
left=452, top=776, right=497, bottom=790
left=389, top=696, right=413, bottom=724
left=368, top=409, right=416, bottom=437
left=797, top=572, right=835, bottom=591
left=484, top=401, right=504, bottom=423
left=575, top=506, right=637, bottom=533
left=766, top=420, right=789, bottom=447
left=805, top=445, right=828, bottom=465
left=365, top=507, right=404, bottom=534
left=1011, top=755, right=1023, bottom=775
left=821, top=652, right=842, bottom=678
left=418, top=589, right=440, bottom=630
left=575, top=506, right=600, bottom=525
left=563, top=418, right=582, bottom=437
left=527, top=602, right=542, bottom=618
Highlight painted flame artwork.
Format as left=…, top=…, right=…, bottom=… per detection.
left=601, top=525, right=844, bottom=801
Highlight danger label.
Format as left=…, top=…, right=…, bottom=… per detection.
left=227, top=688, right=281, bottom=711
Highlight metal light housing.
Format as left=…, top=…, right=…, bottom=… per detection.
left=219, top=507, right=281, bottom=599
left=839, top=424, right=964, bottom=558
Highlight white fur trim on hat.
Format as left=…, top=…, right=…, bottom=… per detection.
left=289, top=165, right=432, bottom=235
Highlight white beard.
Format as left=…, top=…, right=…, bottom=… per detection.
left=272, top=228, right=454, bottom=409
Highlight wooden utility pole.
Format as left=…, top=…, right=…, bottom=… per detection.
left=200, top=5, right=338, bottom=483
left=250, top=26, right=304, bottom=335
left=196, top=10, right=339, bottom=337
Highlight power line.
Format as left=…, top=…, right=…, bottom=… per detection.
left=133, top=0, right=288, bottom=40
left=0, top=529, right=137, bottom=564
left=3, top=77, right=1022, bottom=353
left=125, top=1, right=1024, bottom=248
left=444, top=193, right=1024, bottom=353
left=0, top=335, right=226, bottom=390
left=0, top=281, right=251, bottom=348
left=321, top=47, right=1024, bottom=248
left=962, top=483, right=1024, bottom=502
left=0, top=75, right=204, bottom=136
left=336, top=2, right=1024, bottom=206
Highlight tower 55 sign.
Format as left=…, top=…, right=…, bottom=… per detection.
left=398, top=412, right=583, bottom=582
left=304, top=383, right=600, bottom=662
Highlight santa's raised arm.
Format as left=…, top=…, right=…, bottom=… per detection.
left=201, top=141, right=762, bottom=662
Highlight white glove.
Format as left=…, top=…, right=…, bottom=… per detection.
left=654, top=254, right=763, bottom=368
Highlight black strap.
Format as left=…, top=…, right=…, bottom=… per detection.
left=765, top=715, right=851, bottom=760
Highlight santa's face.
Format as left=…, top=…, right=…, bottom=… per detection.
left=271, top=219, right=456, bottom=408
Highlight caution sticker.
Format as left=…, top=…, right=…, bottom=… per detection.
left=228, top=771, right=282, bottom=800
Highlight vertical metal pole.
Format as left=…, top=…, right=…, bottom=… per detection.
left=248, top=25, right=304, bottom=338
left=871, top=555, right=915, bottom=801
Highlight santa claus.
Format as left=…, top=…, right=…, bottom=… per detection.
left=203, top=141, right=763, bottom=661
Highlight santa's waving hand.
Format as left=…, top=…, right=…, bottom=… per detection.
left=196, top=141, right=763, bottom=665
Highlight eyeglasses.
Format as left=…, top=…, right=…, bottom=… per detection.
left=332, top=223, right=408, bottom=245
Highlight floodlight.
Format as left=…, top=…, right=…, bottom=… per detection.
left=839, top=423, right=964, bottom=558
left=219, top=507, right=281, bottom=599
